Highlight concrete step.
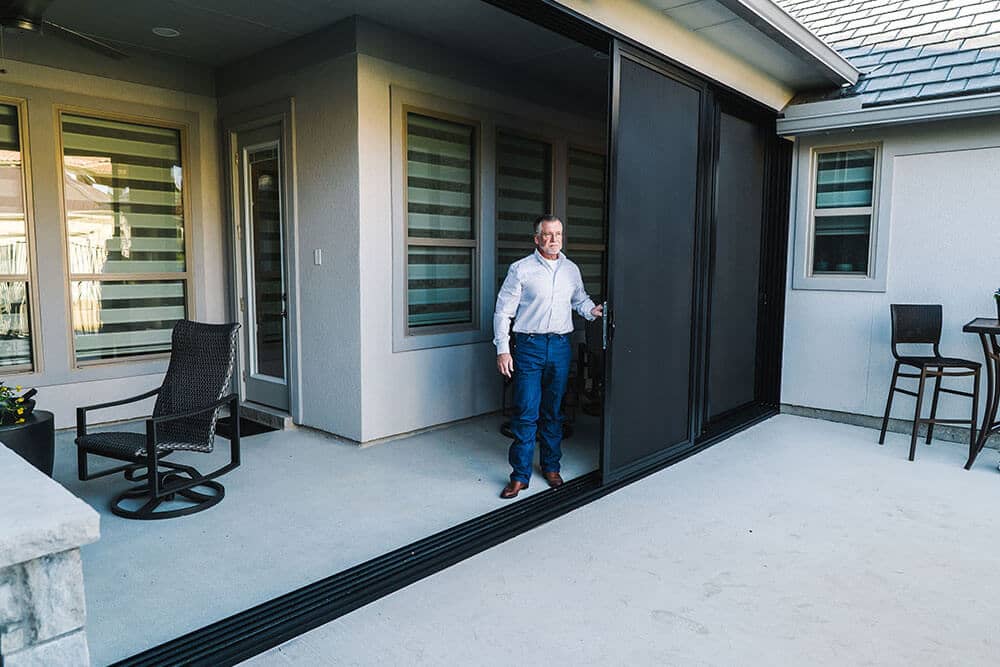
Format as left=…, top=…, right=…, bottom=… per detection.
left=238, top=402, right=295, bottom=431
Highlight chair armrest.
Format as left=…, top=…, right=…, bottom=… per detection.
left=148, top=393, right=238, bottom=426
left=76, top=387, right=161, bottom=439
left=78, top=387, right=161, bottom=414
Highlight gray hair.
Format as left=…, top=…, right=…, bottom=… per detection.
left=533, top=214, right=563, bottom=235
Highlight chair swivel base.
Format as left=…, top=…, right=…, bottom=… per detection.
left=111, top=473, right=225, bottom=520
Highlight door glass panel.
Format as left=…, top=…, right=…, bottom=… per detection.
left=247, top=146, right=285, bottom=380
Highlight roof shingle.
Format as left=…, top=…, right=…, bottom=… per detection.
left=777, top=0, right=1000, bottom=104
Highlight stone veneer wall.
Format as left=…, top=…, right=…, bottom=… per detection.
left=0, top=446, right=99, bottom=666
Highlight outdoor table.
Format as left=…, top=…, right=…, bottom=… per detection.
left=962, top=319, right=1000, bottom=469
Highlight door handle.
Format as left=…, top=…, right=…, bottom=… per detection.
left=602, top=301, right=609, bottom=350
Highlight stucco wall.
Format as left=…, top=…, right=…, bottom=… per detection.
left=782, top=116, right=1000, bottom=424
left=0, top=61, right=223, bottom=429
left=218, top=48, right=363, bottom=440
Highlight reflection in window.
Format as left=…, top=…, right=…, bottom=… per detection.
left=61, top=114, right=187, bottom=362
left=812, top=148, right=876, bottom=275
left=0, top=103, right=33, bottom=369
left=405, top=112, right=477, bottom=330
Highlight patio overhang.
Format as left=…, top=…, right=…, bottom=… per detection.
left=547, top=0, right=858, bottom=110
left=777, top=90, right=1000, bottom=135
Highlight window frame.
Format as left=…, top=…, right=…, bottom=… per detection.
left=55, top=106, right=194, bottom=367
left=0, top=96, right=42, bottom=374
left=807, top=143, right=880, bottom=279
left=792, top=140, right=887, bottom=292
left=401, top=105, right=483, bottom=337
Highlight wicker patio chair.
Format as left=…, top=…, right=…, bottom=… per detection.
left=75, top=320, right=241, bottom=520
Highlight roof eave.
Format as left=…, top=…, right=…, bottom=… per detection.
left=777, top=90, right=1000, bottom=135
left=717, top=0, right=860, bottom=87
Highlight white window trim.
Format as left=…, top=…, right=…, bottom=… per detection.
left=792, top=141, right=889, bottom=292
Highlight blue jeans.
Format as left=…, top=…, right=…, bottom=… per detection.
left=509, top=332, right=572, bottom=484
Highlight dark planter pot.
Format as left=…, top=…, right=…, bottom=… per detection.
left=1, top=409, right=55, bottom=477
left=995, top=297, right=1000, bottom=322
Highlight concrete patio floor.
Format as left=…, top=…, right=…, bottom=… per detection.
left=51, top=412, right=599, bottom=665
left=242, top=414, right=1000, bottom=666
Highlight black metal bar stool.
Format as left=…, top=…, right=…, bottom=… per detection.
left=879, top=304, right=981, bottom=462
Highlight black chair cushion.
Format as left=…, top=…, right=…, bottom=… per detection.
left=898, top=355, right=980, bottom=369
left=75, top=432, right=209, bottom=461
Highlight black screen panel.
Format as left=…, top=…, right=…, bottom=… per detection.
left=706, top=112, right=765, bottom=420
left=604, top=54, right=702, bottom=478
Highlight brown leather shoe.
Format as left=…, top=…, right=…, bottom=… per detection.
left=500, top=480, right=528, bottom=499
left=543, top=472, right=564, bottom=488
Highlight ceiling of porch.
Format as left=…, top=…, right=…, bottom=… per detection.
left=38, top=0, right=591, bottom=68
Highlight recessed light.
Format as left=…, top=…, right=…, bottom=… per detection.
left=152, top=26, right=181, bottom=38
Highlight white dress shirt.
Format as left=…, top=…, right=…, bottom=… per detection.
left=493, top=250, right=597, bottom=355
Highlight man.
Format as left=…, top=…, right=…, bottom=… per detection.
left=494, top=214, right=603, bottom=499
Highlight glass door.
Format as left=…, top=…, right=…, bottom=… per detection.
left=237, top=124, right=289, bottom=411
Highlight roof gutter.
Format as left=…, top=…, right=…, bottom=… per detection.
left=777, top=90, right=1000, bottom=135
left=716, top=0, right=860, bottom=87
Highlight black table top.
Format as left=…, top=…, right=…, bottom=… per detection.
left=963, top=318, right=1000, bottom=334
left=0, top=409, right=53, bottom=430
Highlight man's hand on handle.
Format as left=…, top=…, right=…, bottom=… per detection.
left=497, top=353, right=514, bottom=378
left=591, top=304, right=604, bottom=318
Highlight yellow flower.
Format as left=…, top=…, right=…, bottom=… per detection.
left=17, top=418, right=24, bottom=423
left=15, top=385, right=21, bottom=391
left=16, top=397, right=22, bottom=403
left=16, top=408, right=23, bottom=414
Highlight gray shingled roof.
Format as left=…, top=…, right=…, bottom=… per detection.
left=776, top=0, right=1000, bottom=105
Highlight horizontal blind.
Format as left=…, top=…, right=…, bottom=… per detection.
left=566, top=148, right=606, bottom=245
left=406, top=113, right=474, bottom=240
left=407, top=247, right=473, bottom=327
left=815, top=149, right=875, bottom=209
left=0, top=104, right=32, bottom=369
left=62, top=113, right=188, bottom=362
left=62, top=114, right=185, bottom=275
left=406, top=112, right=477, bottom=330
left=496, top=132, right=550, bottom=242
left=496, top=131, right=551, bottom=292
left=72, top=280, right=185, bottom=361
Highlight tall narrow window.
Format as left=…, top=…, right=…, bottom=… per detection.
left=810, top=147, right=877, bottom=276
left=405, top=112, right=477, bottom=331
left=0, top=103, right=34, bottom=370
left=495, top=131, right=552, bottom=291
left=61, top=113, right=188, bottom=363
left=566, top=147, right=607, bottom=301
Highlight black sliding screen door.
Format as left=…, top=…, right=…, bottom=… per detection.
left=601, top=42, right=791, bottom=484
left=601, top=45, right=708, bottom=482
left=702, top=104, right=767, bottom=429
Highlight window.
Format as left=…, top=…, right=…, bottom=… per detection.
left=61, top=113, right=188, bottom=363
left=0, top=102, right=35, bottom=371
left=404, top=111, right=478, bottom=331
left=565, top=147, right=607, bottom=302
left=810, top=147, right=878, bottom=277
left=495, top=131, right=552, bottom=291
